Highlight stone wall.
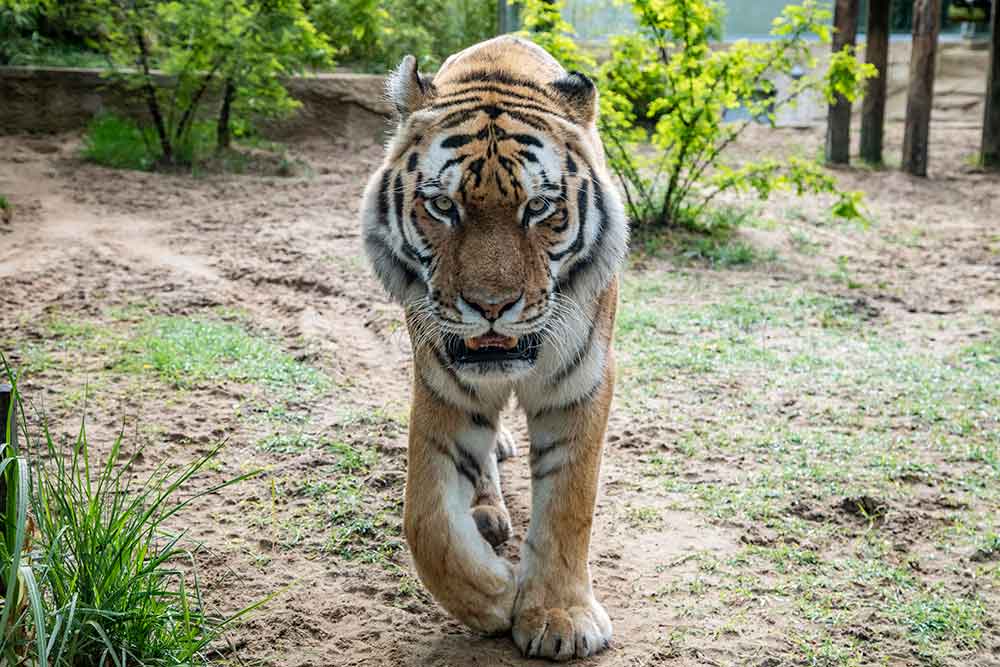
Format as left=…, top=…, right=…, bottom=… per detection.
left=0, top=67, right=392, bottom=142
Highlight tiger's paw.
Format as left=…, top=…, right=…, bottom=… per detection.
left=512, top=596, right=612, bottom=661
left=495, top=426, right=518, bottom=462
left=472, top=504, right=511, bottom=548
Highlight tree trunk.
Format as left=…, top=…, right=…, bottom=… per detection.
left=902, top=0, right=941, bottom=177
left=217, top=78, right=237, bottom=151
left=825, top=0, right=860, bottom=165
left=134, top=28, right=172, bottom=163
left=860, top=0, right=891, bottom=164
left=982, top=0, right=1000, bottom=168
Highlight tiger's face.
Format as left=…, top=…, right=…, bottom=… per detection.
left=363, top=48, right=626, bottom=381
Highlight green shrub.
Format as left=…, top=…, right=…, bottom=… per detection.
left=522, top=0, right=875, bottom=230
left=309, top=0, right=496, bottom=71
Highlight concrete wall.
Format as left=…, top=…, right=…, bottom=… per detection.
left=0, top=67, right=393, bottom=142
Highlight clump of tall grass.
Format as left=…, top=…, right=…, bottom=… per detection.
left=1, top=360, right=264, bottom=665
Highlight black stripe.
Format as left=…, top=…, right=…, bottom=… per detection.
left=452, top=71, right=561, bottom=100
left=393, top=172, right=429, bottom=267
left=563, top=173, right=611, bottom=286
left=442, top=133, right=475, bottom=149
left=436, top=155, right=468, bottom=180
left=532, top=462, right=564, bottom=480
left=530, top=373, right=606, bottom=420
left=431, top=345, right=480, bottom=400
left=470, top=412, right=495, bottom=429
left=430, top=97, right=568, bottom=121
left=566, top=151, right=578, bottom=176
left=406, top=152, right=419, bottom=172
left=376, top=170, right=391, bottom=225
left=518, top=149, right=539, bottom=163
left=549, top=319, right=597, bottom=386
left=435, top=84, right=560, bottom=111
left=363, top=230, right=420, bottom=287
left=530, top=437, right=569, bottom=463
left=455, top=442, right=482, bottom=481
left=509, top=133, right=543, bottom=148
left=548, top=177, right=589, bottom=262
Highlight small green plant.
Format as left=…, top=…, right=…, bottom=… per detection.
left=30, top=425, right=262, bottom=664
left=82, top=114, right=165, bottom=171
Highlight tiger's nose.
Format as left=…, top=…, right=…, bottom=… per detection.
left=462, top=291, right=523, bottom=321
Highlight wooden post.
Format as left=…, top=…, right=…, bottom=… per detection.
left=982, top=0, right=1000, bottom=168
left=902, top=0, right=941, bottom=177
left=826, top=0, right=860, bottom=164
left=0, top=382, right=13, bottom=453
left=0, top=383, right=12, bottom=537
left=860, top=0, right=891, bottom=164
left=497, top=0, right=518, bottom=34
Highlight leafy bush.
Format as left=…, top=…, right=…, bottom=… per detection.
left=309, top=0, right=496, bottom=71
left=0, top=360, right=264, bottom=665
left=65, top=0, right=333, bottom=165
left=522, top=0, right=875, bottom=230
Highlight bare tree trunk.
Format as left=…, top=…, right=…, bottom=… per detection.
left=217, top=78, right=237, bottom=151
left=860, top=0, right=891, bottom=164
left=902, top=0, right=941, bottom=177
left=134, top=27, right=172, bottom=164
left=825, top=0, right=860, bottom=165
left=982, top=0, right=1000, bottom=168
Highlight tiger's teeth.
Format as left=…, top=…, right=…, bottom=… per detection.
left=466, top=337, right=480, bottom=350
left=499, top=336, right=519, bottom=350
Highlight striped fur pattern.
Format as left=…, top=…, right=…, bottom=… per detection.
left=360, top=36, right=627, bottom=660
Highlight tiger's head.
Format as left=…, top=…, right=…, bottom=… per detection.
left=361, top=37, right=627, bottom=380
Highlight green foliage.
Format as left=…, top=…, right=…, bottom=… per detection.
left=0, top=195, right=9, bottom=210
left=68, top=0, right=332, bottom=165
left=0, top=358, right=265, bottom=665
left=522, top=0, right=876, bottom=230
left=82, top=114, right=216, bottom=171
left=516, top=0, right=595, bottom=73
left=309, top=0, right=495, bottom=71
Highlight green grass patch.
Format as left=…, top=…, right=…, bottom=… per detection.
left=123, top=316, right=327, bottom=395
left=82, top=114, right=214, bottom=171
left=892, top=590, right=987, bottom=650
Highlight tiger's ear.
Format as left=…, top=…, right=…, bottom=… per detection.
left=387, top=55, right=434, bottom=119
left=550, top=71, right=598, bottom=125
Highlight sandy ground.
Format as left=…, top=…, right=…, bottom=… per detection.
left=0, top=120, right=997, bottom=667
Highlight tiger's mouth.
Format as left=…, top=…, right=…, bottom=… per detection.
left=444, top=332, right=541, bottom=367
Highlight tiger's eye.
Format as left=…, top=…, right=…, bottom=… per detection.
left=527, top=197, right=547, bottom=213
left=432, top=196, right=454, bottom=212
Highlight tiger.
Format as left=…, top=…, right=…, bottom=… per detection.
left=359, top=35, right=628, bottom=660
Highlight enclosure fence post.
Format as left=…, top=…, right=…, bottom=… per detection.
left=826, top=0, right=860, bottom=165
left=860, top=0, right=892, bottom=164
left=0, top=382, right=12, bottom=527
left=902, top=0, right=942, bottom=176
left=982, top=0, right=1000, bottom=167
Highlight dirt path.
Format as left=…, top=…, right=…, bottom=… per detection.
left=1, top=125, right=997, bottom=667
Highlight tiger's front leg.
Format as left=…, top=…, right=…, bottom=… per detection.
left=513, top=360, right=615, bottom=660
left=403, top=373, right=518, bottom=634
